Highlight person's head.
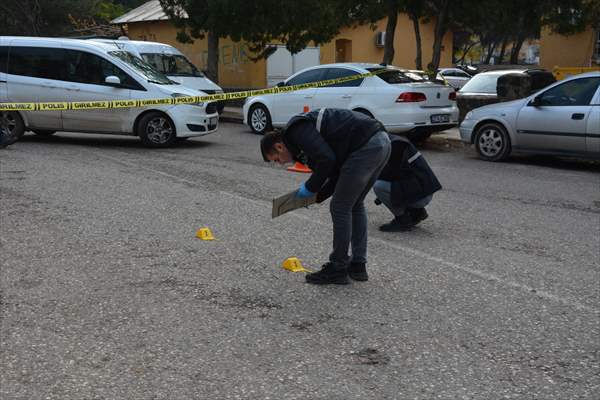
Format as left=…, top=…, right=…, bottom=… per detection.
left=260, top=130, right=293, bottom=164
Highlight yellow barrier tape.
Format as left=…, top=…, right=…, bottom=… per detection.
left=0, top=69, right=394, bottom=112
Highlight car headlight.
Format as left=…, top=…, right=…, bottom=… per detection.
left=464, top=111, right=473, bottom=120
left=171, top=93, right=204, bottom=107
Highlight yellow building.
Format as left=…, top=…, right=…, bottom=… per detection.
left=112, top=0, right=453, bottom=89
left=539, top=26, right=600, bottom=71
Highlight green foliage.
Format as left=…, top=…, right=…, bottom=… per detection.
left=542, top=0, right=598, bottom=35
left=95, top=2, right=128, bottom=23
left=159, top=0, right=356, bottom=55
left=0, top=0, right=98, bottom=36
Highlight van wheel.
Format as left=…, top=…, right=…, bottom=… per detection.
left=474, top=122, right=511, bottom=161
left=32, top=130, right=56, bottom=136
left=249, top=104, right=272, bottom=135
left=138, top=112, right=177, bottom=148
left=0, top=112, right=25, bottom=147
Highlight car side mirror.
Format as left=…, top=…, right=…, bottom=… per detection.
left=276, top=81, right=285, bottom=87
left=105, top=75, right=121, bottom=86
left=529, top=96, right=542, bottom=107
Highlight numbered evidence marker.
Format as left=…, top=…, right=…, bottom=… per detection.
left=282, top=257, right=313, bottom=273
left=196, top=227, right=215, bottom=241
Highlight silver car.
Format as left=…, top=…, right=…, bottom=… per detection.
left=459, top=72, right=600, bottom=161
left=437, top=68, right=472, bottom=89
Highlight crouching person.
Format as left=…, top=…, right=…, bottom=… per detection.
left=261, top=108, right=391, bottom=284
left=374, top=135, right=442, bottom=232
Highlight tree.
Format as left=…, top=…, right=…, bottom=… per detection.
left=543, top=0, right=599, bottom=35
left=0, top=0, right=98, bottom=36
left=159, top=0, right=356, bottom=84
left=0, top=0, right=145, bottom=37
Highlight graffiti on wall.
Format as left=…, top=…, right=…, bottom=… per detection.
left=201, top=43, right=252, bottom=67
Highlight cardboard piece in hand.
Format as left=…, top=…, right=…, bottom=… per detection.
left=272, top=189, right=316, bottom=218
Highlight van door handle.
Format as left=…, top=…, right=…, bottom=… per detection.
left=571, top=113, right=585, bottom=120
left=40, top=84, right=58, bottom=89
left=66, top=86, right=81, bottom=92
left=304, top=95, right=313, bottom=99
left=341, top=95, right=352, bottom=99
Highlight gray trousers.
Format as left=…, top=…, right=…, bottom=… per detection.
left=373, top=180, right=432, bottom=216
left=329, top=131, right=391, bottom=269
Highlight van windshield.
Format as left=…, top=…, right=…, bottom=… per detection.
left=108, top=51, right=175, bottom=85
left=141, top=53, right=204, bottom=77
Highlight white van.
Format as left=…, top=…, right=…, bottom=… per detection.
left=91, top=38, right=225, bottom=113
left=0, top=36, right=218, bottom=147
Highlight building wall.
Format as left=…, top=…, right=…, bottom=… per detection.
left=125, top=14, right=453, bottom=89
left=320, top=15, right=453, bottom=69
left=126, top=21, right=267, bottom=88
left=539, top=27, right=597, bottom=70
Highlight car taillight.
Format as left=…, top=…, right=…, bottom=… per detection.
left=448, top=91, right=457, bottom=101
left=396, top=92, right=427, bottom=102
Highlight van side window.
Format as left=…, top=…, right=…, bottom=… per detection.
left=64, top=50, right=140, bottom=89
left=0, top=46, right=8, bottom=74
left=8, top=47, right=64, bottom=80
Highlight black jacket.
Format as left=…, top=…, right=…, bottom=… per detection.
left=378, top=135, right=442, bottom=207
left=283, top=108, right=385, bottom=193
left=316, top=134, right=441, bottom=206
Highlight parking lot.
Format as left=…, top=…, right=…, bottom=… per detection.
left=1, top=124, right=599, bottom=399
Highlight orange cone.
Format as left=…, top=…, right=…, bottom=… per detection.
left=287, top=162, right=312, bottom=173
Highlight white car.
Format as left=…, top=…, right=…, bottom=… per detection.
left=459, top=72, right=600, bottom=161
left=243, top=63, right=459, bottom=140
left=0, top=36, right=218, bottom=147
left=437, top=67, right=472, bottom=89
left=91, top=38, right=225, bottom=113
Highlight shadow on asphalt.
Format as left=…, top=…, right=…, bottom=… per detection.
left=16, top=132, right=215, bottom=150
left=505, top=154, right=600, bottom=172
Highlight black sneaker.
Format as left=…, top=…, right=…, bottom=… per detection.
left=305, top=262, right=349, bottom=285
left=348, top=262, right=368, bottom=281
left=408, top=208, right=428, bottom=225
left=379, top=213, right=415, bottom=232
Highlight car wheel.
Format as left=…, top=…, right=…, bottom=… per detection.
left=32, top=129, right=56, bottom=136
left=474, top=122, right=511, bottom=161
left=138, top=112, right=177, bottom=148
left=0, top=112, right=25, bottom=147
left=354, top=108, right=374, bottom=119
left=249, top=104, right=272, bottom=135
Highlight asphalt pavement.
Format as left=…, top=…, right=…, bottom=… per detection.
left=1, top=124, right=599, bottom=399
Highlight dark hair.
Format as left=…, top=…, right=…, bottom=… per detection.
left=260, top=129, right=283, bottom=162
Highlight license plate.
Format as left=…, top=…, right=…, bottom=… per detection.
left=430, top=114, right=450, bottom=123
left=209, top=117, right=217, bottom=125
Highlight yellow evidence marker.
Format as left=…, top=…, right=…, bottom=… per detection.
left=196, top=227, right=215, bottom=240
left=282, top=257, right=313, bottom=273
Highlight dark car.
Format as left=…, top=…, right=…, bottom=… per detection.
left=456, top=69, right=556, bottom=122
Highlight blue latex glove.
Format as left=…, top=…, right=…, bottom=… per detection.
left=295, top=182, right=315, bottom=198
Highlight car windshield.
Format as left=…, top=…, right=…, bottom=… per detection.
left=108, top=51, right=175, bottom=85
left=141, top=53, right=204, bottom=77
left=460, top=74, right=501, bottom=94
left=367, top=68, right=427, bottom=83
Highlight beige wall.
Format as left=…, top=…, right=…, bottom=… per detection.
left=127, top=21, right=267, bottom=88
left=539, top=27, right=597, bottom=70
left=320, top=15, right=453, bottom=69
left=125, top=14, right=453, bottom=89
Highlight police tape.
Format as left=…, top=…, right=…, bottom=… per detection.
left=0, top=68, right=395, bottom=112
